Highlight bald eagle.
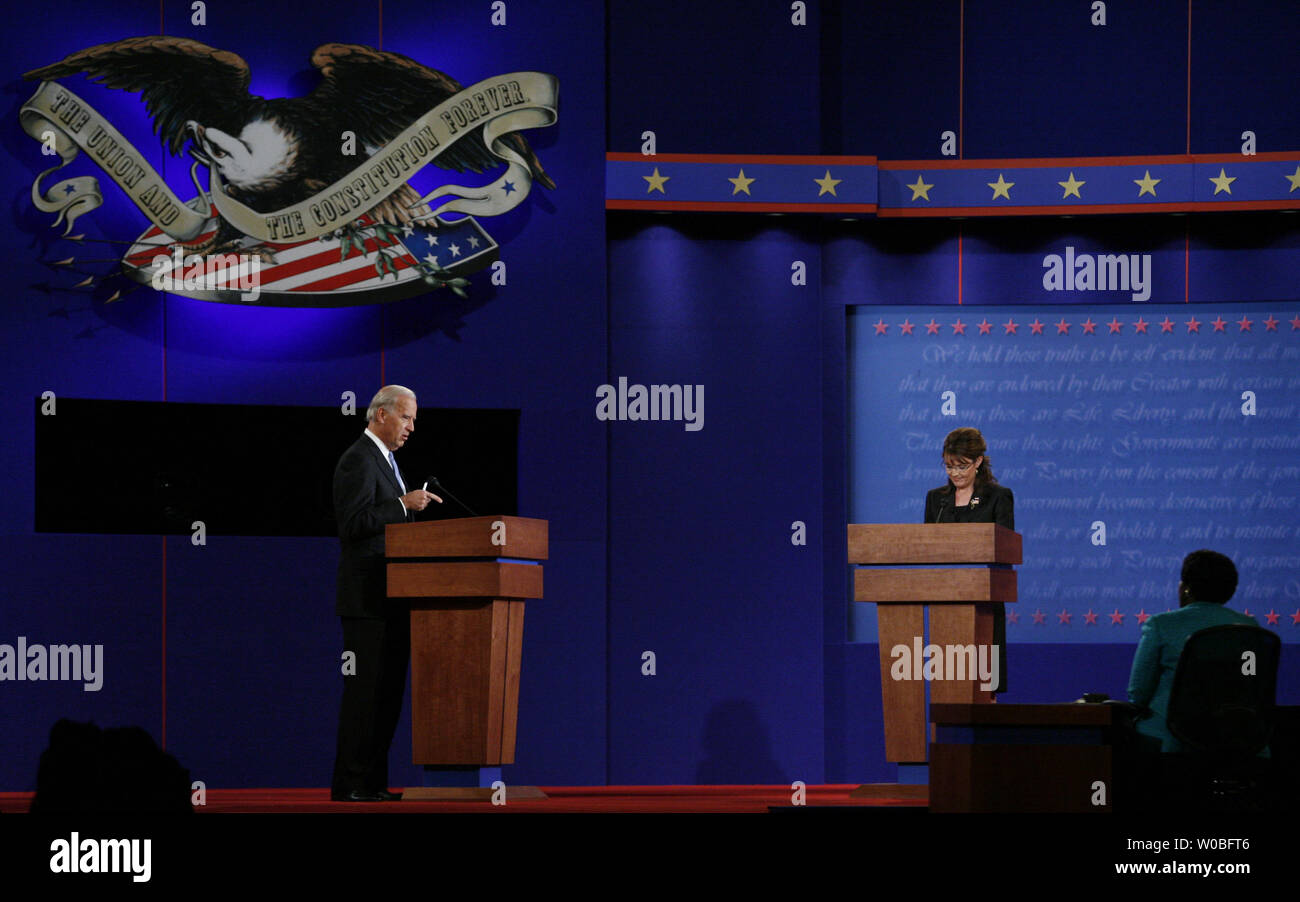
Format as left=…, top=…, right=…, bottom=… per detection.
left=25, top=37, right=554, bottom=253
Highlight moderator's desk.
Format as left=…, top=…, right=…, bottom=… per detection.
left=931, top=703, right=1300, bottom=813
left=929, top=703, right=1118, bottom=813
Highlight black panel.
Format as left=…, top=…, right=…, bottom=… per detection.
left=35, top=399, right=518, bottom=536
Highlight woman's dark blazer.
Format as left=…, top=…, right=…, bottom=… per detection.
left=923, top=482, right=1014, bottom=529
left=923, top=481, right=1014, bottom=692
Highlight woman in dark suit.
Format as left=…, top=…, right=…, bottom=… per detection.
left=923, top=427, right=1013, bottom=693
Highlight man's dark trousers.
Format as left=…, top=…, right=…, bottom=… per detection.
left=331, top=610, right=410, bottom=796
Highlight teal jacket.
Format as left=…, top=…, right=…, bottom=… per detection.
left=1126, top=602, right=1261, bottom=754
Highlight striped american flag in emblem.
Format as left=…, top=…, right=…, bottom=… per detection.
left=121, top=211, right=498, bottom=307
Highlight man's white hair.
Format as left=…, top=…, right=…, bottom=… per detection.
left=366, top=385, right=416, bottom=422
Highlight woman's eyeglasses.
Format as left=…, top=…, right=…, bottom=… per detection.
left=943, top=461, right=975, bottom=474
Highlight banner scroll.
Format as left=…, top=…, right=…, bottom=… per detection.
left=22, top=71, right=558, bottom=244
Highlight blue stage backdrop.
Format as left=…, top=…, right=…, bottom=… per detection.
left=849, top=303, right=1300, bottom=643
left=5, top=0, right=1300, bottom=796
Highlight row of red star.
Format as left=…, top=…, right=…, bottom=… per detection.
left=872, top=315, right=1300, bottom=335
left=1007, top=608, right=1300, bottom=626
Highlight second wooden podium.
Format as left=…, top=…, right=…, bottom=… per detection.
left=848, top=523, right=1021, bottom=764
left=385, top=516, right=547, bottom=793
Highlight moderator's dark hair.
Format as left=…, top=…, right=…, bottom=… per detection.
left=1180, top=549, right=1238, bottom=604
left=942, top=427, right=997, bottom=490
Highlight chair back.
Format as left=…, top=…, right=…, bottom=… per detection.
left=1167, top=624, right=1280, bottom=757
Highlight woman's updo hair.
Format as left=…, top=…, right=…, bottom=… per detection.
left=943, top=427, right=997, bottom=489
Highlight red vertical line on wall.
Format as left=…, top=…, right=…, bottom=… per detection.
left=602, top=4, right=612, bottom=789
left=1185, top=0, right=1192, bottom=154
left=161, top=286, right=168, bottom=748
left=958, top=0, right=965, bottom=159
left=603, top=285, right=612, bottom=787
left=379, top=1, right=385, bottom=382
left=957, top=227, right=964, bottom=304
left=161, top=537, right=167, bottom=748
left=958, top=6, right=965, bottom=301
left=160, top=0, right=168, bottom=752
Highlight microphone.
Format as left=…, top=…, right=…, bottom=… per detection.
left=426, top=477, right=479, bottom=517
left=936, top=497, right=949, bottom=523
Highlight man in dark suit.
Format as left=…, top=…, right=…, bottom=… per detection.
left=330, top=385, right=439, bottom=802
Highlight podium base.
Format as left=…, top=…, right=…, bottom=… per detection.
left=405, top=765, right=547, bottom=801
left=896, top=763, right=929, bottom=784
left=847, top=783, right=929, bottom=801
left=422, top=765, right=501, bottom=787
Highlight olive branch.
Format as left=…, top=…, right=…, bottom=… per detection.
left=331, top=222, right=470, bottom=298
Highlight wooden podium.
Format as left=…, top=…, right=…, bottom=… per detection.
left=848, top=523, right=1021, bottom=764
left=385, top=515, right=547, bottom=800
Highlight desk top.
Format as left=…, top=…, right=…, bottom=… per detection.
left=930, top=703, right=1118, bottom=726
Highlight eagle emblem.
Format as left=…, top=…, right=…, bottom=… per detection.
left=21, top=37, right=558, bottom=305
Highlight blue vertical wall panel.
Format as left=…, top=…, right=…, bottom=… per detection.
left=0, top=537, right=162, bottom=789
left=1189, top=214, right=1300, bottom=303
left=833, top=0, right=963, bottom=159
left=1190, top=0, right=1300, bottom=153
left=606, top=221, right=825, bottom=783
left=607, top=0, right=822, bottom=153
left=963, top=0, right=1188, bottom=157
left=163, top=536, right=339, bottom=788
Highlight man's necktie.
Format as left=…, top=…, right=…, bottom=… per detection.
left=388, top=451, right=407, bottom=494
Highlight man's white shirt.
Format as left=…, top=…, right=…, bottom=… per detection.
left=363, top=428, right=407, bottom=514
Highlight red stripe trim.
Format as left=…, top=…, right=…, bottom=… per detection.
left=882, top=155, right=1194, bottom=169
left=879, top=199, right=1300, bottom=217
left=880, top=152, right=1300, bottom=170
left=1182, top=152, right=1300, bottom=163
left=606, top=152, right=876, bottom=165
left=608, top=150, right=1300, bottom=173
left=607, top=200, right=878, bottom=213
